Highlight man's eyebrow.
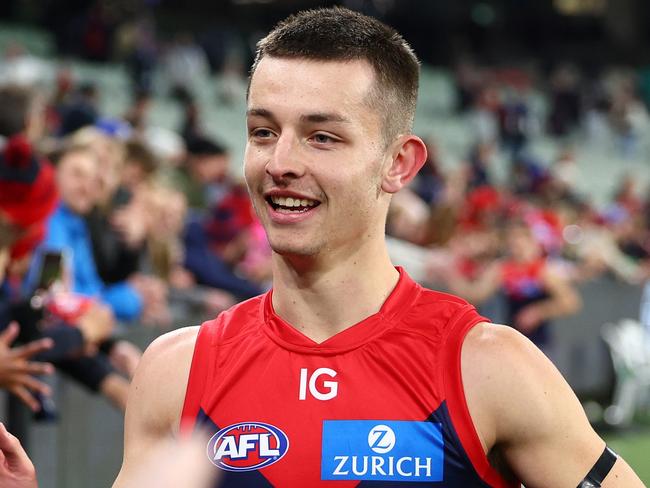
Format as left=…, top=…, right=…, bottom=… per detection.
left=247, top=107, right=275, bottom=120
left=300, top=112, right=351, bottom=124
left=246, top=108, right=350, bottom=124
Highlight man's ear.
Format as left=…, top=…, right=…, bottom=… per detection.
left=381, top=135, right=427, bottom=194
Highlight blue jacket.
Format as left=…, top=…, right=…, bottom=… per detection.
left=37, top=204, right=142, bottom=322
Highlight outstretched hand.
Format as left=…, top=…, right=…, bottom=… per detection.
left=0, top=423, right=38, bottom=488
left=0, top=322, right=54, bottom=412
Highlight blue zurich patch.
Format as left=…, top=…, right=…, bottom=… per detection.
left=321, top=420, right=444, bottom=482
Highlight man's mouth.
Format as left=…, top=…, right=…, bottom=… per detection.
left=266, top=195, right=321, bottom=213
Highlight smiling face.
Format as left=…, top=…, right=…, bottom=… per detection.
left=56, top=148, right=99, bottom=216
left=244, top=57, right=394, bottom=260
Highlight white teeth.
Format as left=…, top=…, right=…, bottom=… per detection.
left=270, top=196, right=317, bottom=208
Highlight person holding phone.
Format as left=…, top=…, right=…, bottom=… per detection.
left=0, top=94, right=60, bottom=411
left=0, top=85, right=131, bottom=413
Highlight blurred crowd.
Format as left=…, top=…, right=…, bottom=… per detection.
left=0, top=69, right=270, bottom=417
left=389, top=61, right=650, bottom=353
left=0, top=11, right=650, bottom=431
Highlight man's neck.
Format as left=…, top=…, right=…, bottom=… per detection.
left=270, top=241, right=399, bottom=344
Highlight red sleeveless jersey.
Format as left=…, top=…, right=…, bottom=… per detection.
left=181, top=268, right=519, bottom=487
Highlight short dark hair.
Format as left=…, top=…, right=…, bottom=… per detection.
left=249, top=7, right=420, bottom=142
left=0, top=85, right=34, bottom=137
left=186, top=136, right=228, bottom=157
left=125, top=139, right=158, bottom=175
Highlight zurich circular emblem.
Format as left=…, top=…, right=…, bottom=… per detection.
left=367, top=424, right=396, bottom=454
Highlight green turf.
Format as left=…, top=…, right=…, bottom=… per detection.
left=603, top=430, right=650, bottom=483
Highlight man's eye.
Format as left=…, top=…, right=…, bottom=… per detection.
left=251, top=129, right=274, bottom=138
left=311, top=133, right=336, bottom=144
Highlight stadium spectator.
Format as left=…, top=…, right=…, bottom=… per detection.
left=57, top=83, right=99, bottom=137
left=410, top=139, right=446, bottom=205
left=121, top=138, right=159, bottom=193
left=549, top=146, right=580, bottom=201
left=547, top=64, right=583, bottom=137
left=498, top=86, right=532, bottom=155
left=164, top=32, right=210, bottom=102
left=173, top=135, right=230, bottom=211
left=39, top=143, right=142, bottom=322
left=466, top=141, right=494, bottom=190
left=164, top=135, right=262, bottom=297
left=436, top=220, right=582, bottom=352
left=0, top=84, right=132, bottom=411
left=126, top=15, right=159, bottom=94
left=62, top=129, right=172, bottom=326
left=123, top=89, right=153, bottom=135
left=85, top=137, right=161, bottom=292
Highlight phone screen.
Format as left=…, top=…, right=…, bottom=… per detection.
left=36, top=251, right=64, bottom=290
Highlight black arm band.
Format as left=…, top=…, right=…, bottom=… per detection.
left=576, top=446, right=618, bottom=488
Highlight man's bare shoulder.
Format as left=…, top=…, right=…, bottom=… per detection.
left=138, top=326, right=200, bottom=372
left=127, top=326, right=200, bottom=435
left=462, top=321, right=553, bottom=389
left=461, top=322, right=568, bottom=444
left=461, top=321, right=537, bottom=378
left=114, top=326, right=201, bottom=487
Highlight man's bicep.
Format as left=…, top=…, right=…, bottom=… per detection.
left=463, top=324, right=644, bottom=487
left=113, top=327, right=198, bottom=487
left=497, top=330, right=604, bottom=485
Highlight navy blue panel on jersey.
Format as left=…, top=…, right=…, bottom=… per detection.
left=357, top=402, right=493, bottom=487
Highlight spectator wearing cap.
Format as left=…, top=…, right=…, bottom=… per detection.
left=0, top=85, right=127, bottom=412
left=172, top=136, right=263, bottom=299
left=173, top=136, right=231, bottom=211
left=0, top=95, right=59, bottom=411
left=0, top=136, right=58, bottom=265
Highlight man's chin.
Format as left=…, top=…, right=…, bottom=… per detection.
left=270, top=241, right=320, bottom=259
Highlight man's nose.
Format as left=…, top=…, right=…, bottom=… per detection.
left=265, top=133, right=305, bottom=181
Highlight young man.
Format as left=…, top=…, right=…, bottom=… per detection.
left=114, top=8, right=643, bottom=487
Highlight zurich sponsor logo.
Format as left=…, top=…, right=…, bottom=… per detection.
left=207, top=422, right=289, bottom=472
left=367, top=425, right=396, bottom=454
left=322, top=420, right=444, bottom=482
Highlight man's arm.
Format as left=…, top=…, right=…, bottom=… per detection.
left=539, top=265, right=582, bottom=319
left=515, top=265, right=582, bottom=333
left=443, top=261, right=502, bottom=305
left=462, top=323, right=644, bottom=487
left=112, top=326, right=198, bottom=487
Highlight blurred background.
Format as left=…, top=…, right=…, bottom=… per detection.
left=0, top=0, right=649, bottom=486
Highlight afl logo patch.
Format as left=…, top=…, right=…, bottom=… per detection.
left=207, top=422, right=289, bottom=472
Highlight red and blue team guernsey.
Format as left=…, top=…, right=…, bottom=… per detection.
left=181, top=267, right=520, bottom=487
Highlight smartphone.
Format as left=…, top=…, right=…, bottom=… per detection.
left=35, top=250, right=65, bottom=291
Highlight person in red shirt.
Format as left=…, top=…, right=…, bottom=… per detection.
left=442, top=220, right=581, bottom=353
